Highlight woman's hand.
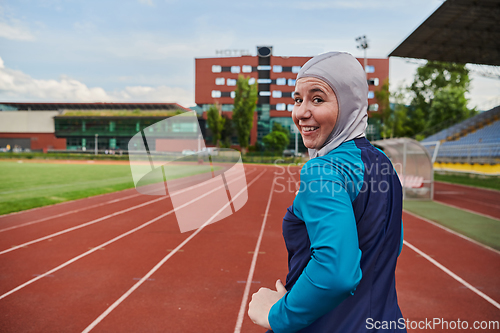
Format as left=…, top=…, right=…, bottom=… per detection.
left=248, top=279, right=287, bottom=329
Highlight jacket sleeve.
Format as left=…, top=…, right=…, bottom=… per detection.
left=268, top=171, right=362, bottom=333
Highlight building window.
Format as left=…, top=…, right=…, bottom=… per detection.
left=257, top=65, right=271, bottom=71
left=212, top=90, right=221, bottom=98
left=227, top=78, right=237, bottom=86
left=242, top=65, right=252, bottom=73
left=215, top=78, right=225, bottom=85
left=276, top=78, right=286, bottom=85
left=259, top=91, right=271, bottom=97
left=276, top=103, right=286, bottom=111
left=258, top=78, right=272, bottom=84
left=365, top=65, right=375, bottom=73
left=366, top=124, right=377, bottom=134
left=231, top=66, right=240, bottom=73
left=367, top=78, right=379, bottom=86
left=272, top=91, right=282, bottom=98
left=368, top=91, right=374, bottom=99
left=287, top=104, right=294, bottom=112
left=212, top=65, right=222, bottom=73
left=221, top=104, right=234, bottom=111
left=287, top=79, right=296, bottom=86
left=248, top=78, right=256, bottom=85
left=273, top=65, right=282, bottom=73
left=291, top=66, right=301, bottom=73
left=230, top=91, right=235, bottom=98
left=368, top=104, right=379, bottom=112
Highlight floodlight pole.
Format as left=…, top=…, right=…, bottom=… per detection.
left=95, top=133, right=98, bottom=155
left=295, top=131, right=298, bottom=156
left=355, top=35, right=369, bottom=78
left=291, top=124, right=299, bottom=157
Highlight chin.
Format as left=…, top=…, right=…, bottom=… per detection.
left=303, top=141, right=316, bottom=150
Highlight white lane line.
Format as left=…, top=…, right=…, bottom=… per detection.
left=0, top=197, right=166, bottom=255
left=434, top=198, right=500, bottom=217
left=403, top=210, right=500, bottom=255
left=0, top=177, right=131, bottom=195
left=0, top=169, right=256, bottom=255
left=81, top=169, right=267, bottom=333
left=0, top=170, right=220, bottom=230
left=435, top=181, right=500, bottom=194
left=0, top=188, right=132, bottom=221
left=0, top=168, right=260, bottom=301
left=403, top=240, right=500, bottom=310
left=234, top=174, right=276, bottom=333
left=0, top=193, right=142, bottom=233
left=0, top=210, right=171, bottom=301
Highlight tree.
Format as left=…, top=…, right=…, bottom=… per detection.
left=232, top=75, right=258, bottom=153
left=372, top=82, right=412, bottom=139
left=407, top=61, right=474, bottom=138
left=263, top=131, right=289, bottom=153
left=220, top=114, right=234, bottom=148
left=427, top=85, right=475, bottom=134
left=373, top=79, right=392, bottom=139
left=270, top=123, right=291, bottom=141
left=391, top=89, right=413, bottom=138
left=206, top=104, right=225, bottom=146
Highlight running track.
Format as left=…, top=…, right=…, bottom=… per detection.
left=434, top=181, right=500, bottom=220
left=0, top=165, right=498, bottom=332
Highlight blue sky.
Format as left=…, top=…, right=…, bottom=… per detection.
left=0, top=0, right=498, bottom=110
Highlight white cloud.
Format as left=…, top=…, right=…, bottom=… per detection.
left=467, top=75, right=500, bottom=111
left=110, top=86, right=194, bottom=106
left=0, top=57, right=194, bottom=106
left=138, top=0, right=154, bottom=6
left=73, top=21, right=97, bottom=33
left=292, top=0, right=436, bottom=10
left=0, top=20, right=35, bottom=41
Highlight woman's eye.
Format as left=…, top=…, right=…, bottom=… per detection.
left=294, top=98, right=302, bottom=104
left=313, top=97, right=323, bottom=103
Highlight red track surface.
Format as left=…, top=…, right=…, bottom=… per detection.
left=434, top=181, right=500, bottom=220
left=0, top=166, right=499, bottom=332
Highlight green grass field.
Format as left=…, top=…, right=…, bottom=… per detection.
left=434, top=173, right=500, bottom=191
left=0, top=161, right=213, bottom=215
left=404, top=200, right=500, bottom=250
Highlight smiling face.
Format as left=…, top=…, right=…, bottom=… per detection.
left=292, top=77, right=339, bottom=150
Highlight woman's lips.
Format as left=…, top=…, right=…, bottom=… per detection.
left=301, top=126, right=319, bottom=135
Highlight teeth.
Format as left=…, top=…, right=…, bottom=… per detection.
left=302, top=126, right=318, bottom=132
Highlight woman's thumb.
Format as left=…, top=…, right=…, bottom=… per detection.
left=276, top=279, right=286, bottom=293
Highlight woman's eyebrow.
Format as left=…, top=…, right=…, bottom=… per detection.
left=309, top=88, right=326, bottom=94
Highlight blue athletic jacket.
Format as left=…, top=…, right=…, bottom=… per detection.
left=267, top=137, right=405, bottom=333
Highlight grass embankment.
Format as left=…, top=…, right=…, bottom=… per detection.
left=404, top=200, right=500, bottom=251
left=0, top=161, right=213, bottom=215
left=0, top=152, right=305, bottom=165
left=61, top=109, right=184, bottom=117
left=434, top=173, right=500, bottom=191
left=0, top=152, right=130, bottom=161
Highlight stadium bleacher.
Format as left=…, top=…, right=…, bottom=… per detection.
left=421, top=106, right=500, bottom=163
left=422, top=106, right=500, bottom=143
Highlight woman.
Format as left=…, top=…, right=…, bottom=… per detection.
left=248, top=52, right=405, bottom=332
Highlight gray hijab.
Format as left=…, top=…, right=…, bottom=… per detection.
left=296, top=52, right=368, bottom=159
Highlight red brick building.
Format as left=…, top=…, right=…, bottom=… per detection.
left=195, top=46, right=389, bottom=148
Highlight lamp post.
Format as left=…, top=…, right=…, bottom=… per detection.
left=290, top=124, right=299, bottom=158
left=355, top=35, right=369, bottom=77
left=95, top=133, right=98, bottom=155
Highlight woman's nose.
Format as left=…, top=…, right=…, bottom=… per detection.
left=295, top=102, right=312, bottom=119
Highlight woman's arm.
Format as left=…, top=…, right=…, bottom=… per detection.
left=267, top=175, right=362, bottom=333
